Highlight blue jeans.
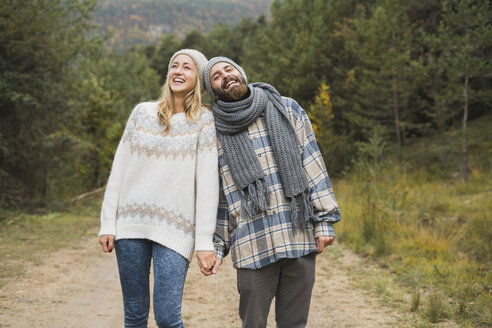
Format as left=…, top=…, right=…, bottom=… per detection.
left=115, top=239, right=189, bottom=328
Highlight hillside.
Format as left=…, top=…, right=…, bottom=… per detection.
left=93, top=0, right=273, bottom=51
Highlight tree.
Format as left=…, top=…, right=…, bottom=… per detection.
left=0, top=0, right=97, bottom=205
left=202, top=17, right=263, bottom=62
left=438, top=0, right=492, bottom=182
left=151, top=34, right=180, bottom=84
left=341, top=1, right=426, bottom=158
left=151, top=17, right=264, bottom=87
left=242, top=0, right=356, bottom=103
left=309, top=83, right=335, bottom=155
left=65, top=47, right=160, bottom=198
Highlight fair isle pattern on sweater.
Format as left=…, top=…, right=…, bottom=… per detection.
left=99, top=102, right=219, bottom=262
left=122, top=109, right=216, bottom=160
left=117, top=203, right=194, bottom=234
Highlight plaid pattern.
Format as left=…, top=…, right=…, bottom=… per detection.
left=213, top=97, right=341, bottom=269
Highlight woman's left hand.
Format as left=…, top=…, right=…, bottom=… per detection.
left=196, top=250, right=215, bottom=276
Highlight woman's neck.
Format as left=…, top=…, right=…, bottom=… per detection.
left=173, top=95, right=185, bottom=114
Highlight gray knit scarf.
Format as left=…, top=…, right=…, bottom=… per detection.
left=212, top=82, right=314, bottom=231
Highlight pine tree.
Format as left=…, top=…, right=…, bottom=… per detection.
left=151, top=34, right=180, bottom=84
left=342, top=1, right=426, bottom=158
left=242, top=0, right=356, bottom=103
left=438, top=0, right=492, bottom=182
left=0, top=0, right=98, bottom=205
left=66, top=47, right=160, bottom=197
left=309, top=83, right=347, bottom=174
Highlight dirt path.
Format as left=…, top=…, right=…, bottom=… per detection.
left=0, top=232, right=409, bottom=328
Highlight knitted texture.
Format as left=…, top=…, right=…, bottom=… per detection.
left=203, top=56, right=248, bottom=98
left=212, top=83, right=314, bottom=230
left=99, top=102, right=219, bottom=261
left=168, top=49, right=208, bottom=93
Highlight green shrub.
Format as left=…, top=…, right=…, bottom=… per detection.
left=426, top=291, right=446, bottom=323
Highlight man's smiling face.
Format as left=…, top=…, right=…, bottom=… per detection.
left=209, top=62, right=248, bottom=102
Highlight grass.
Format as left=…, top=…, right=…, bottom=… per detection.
left=426, top=290, right=446, bottom=323
left=335, top=170, right=491, bottom=326
left=0, top=198, right=101, bottom=286
left=411, top=289, right=420, bottom=312
left=333, top=115, right=492, bottom=327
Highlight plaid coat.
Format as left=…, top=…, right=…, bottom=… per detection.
left=213, top=97, right=341, bottom=269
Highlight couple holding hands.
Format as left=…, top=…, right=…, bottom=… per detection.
left=98, top=49, right=341, bottom=328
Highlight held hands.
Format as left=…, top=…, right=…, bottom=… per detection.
left=196, top=251, right=222, bottom=276
left=315, top=236, right=335, bottom=254
left=99, top=234, right=115, bottom=253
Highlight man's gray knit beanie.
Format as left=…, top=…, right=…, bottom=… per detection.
left=168, top=49, right=208, bottom=93
left=203, top=57, right=248, bottom=98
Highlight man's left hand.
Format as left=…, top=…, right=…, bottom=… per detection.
left=315, top=236, right=335, bottom=254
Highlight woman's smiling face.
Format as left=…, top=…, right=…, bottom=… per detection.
left=168, top=54, right=197, bottom=96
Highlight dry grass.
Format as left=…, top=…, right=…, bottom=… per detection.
left=0, top=199, right=100, bottom=286
left=333, top=165, right=491, bottom=327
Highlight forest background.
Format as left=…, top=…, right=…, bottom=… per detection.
left=1, top=0, right=491, bottom=327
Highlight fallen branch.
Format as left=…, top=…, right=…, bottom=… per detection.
left=68, top=186, right=106, bottom=203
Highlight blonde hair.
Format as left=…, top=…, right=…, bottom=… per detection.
left=156, top=72, right=203, bottom=132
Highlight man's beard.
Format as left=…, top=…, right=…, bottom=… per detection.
left=213, top=75, right=248, bottom=102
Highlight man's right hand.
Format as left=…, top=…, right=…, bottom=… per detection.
left=99, top=234, right=115, bottom=253
left=211, top=257, right=222, bottom=274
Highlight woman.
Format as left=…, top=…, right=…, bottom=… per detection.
left=98, top=49, right=218, bottom=328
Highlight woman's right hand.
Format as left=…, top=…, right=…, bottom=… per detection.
left=99, top=234, right=115, bottom=253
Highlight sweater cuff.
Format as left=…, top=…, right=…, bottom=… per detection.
left=99, top=220, right=116, bottom=237
left=195, top=235, right=214, bottom=251
left=314, top=221, right=335, bottom=238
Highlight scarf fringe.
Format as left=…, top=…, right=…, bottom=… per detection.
left=241, top=180, right=314, bottom=234
left=290, top=189, right=315, bottom=234
left=215, top=83, right=313, bottom=230
left=240, top=178, right=270, bottom=218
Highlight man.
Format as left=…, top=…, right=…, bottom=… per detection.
left=203, top=57, right=341, bottom=328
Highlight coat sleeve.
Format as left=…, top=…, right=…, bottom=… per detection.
left=213, top=177, right=232, bottom=259
left=285, top=97, right=341, bottom=237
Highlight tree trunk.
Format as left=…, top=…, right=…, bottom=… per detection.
left=68, top=186, right=106, bottom=203
left=391, top=27, right=401, bottom=160
left=462, top=74, right=469, bottom=182
left=392, top=76, right=401, bottom=160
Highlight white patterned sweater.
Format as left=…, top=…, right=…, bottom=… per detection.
left=99, top=102, right=219, bottom=261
